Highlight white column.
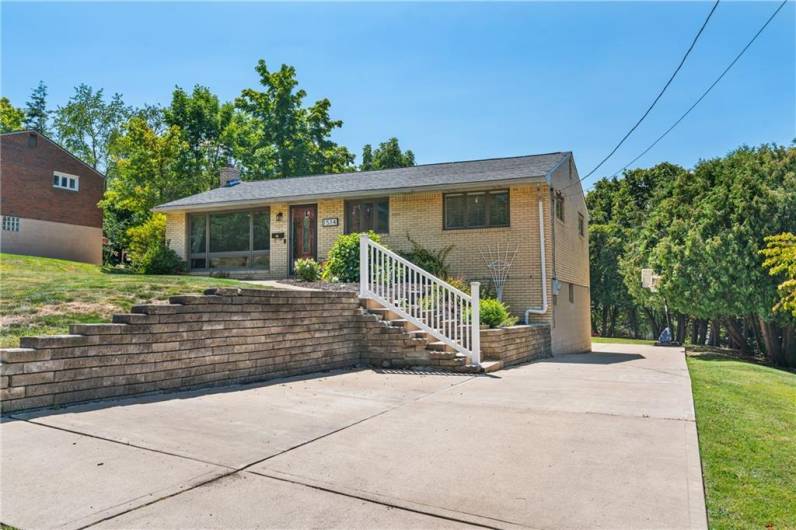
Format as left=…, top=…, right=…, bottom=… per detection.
left=359, top=234, right=369, bottom=298
left=470, top=282, right=481, bottom=366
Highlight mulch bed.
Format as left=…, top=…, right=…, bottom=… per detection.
left=278, top=279, right=359, bottom=292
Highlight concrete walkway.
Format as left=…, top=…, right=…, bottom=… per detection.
left=1, top=343, right=706, bottom=529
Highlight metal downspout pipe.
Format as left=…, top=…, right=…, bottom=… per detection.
left=525, top=199, right=548, bottom=323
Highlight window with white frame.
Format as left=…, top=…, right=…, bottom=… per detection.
left=53, top=171, right=79, bottom=191
left=2, top=216, right=20, bottom=232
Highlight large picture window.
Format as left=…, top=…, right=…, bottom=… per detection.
left=444, top=190, right=509, bottom=230
left=189, top=209, right=270, bottom=271
left=344, top=198, right=389, bottom=234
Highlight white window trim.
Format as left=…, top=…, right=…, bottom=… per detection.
left=53, top=171, right=80, bottom=191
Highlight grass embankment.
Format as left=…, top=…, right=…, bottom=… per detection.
left=687, top=353, right=795, bottom=529
left=591, top=336, right=656, bottom=345
left=0, top=253, right=249, bottom=347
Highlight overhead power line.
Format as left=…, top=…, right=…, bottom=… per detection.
left=569, top=0, right=721, bottom=189
left=566, top=0, right=789, bottom=198
left=604, top=0, right=790, bottom=180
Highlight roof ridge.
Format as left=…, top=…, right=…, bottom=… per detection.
left=236, top=151, right=568, bottom=185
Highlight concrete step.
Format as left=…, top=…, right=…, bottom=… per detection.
left=480, top=360, right=503, bottom=373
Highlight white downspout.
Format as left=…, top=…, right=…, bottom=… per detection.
left=525, top=199, right=548, bottom=323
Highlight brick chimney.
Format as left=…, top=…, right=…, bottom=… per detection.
left=219, top=165, right=241, bottom=187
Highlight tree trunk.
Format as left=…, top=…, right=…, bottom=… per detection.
left=644, top=308, right=661, bottom=339
left=725, top=319, right=750, bottom=354
left=630, top=307, right=641, bottom=339
left=675, top=314, right=688, bottom=344
left=757, top=317, right=783, bottom=365
left=600, top=305, right=609, bottom=338
left=709, top=320, right=720, bottom=347
left=697, top=320, right=708, bottom=345
left=608, top=306, right=618, bottom=338
left=782, top=325, right=795, bottom=367
left=691, top=319, right=700, bottom=345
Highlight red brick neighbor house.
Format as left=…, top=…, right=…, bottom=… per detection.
left=0, top=131, right=105, bottom=264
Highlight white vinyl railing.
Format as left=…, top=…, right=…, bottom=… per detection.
left=359, top=234, right=480, bottom=366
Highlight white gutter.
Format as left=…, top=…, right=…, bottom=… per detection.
left=525, top=199, right=548, bottom=323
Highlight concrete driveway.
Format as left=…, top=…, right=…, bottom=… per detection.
left=1, top=342, right=706, bottom=529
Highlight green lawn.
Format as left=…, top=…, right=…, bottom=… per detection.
left=0, top=253, right=251, bottom=347
left=591, top=336, right=656, bottom=345
left=687, top=353, right=795, bottom=529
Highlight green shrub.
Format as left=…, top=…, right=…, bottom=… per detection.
left=294, top=258, right=321, bottom=282
left=479, top=298, right=517, bottom=328
left=136, top=241, right=185, bottom=274
left=399, top=234, right=453, bottom=278
left=126, top=214, right=166, bottom=265
left=126, top=214, right=185, bottom=274
left=446, top=276, right=469, bottom=292
left=323, top=231, right=381, bottom=283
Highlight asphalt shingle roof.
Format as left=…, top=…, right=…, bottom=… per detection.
left=154, top=151, right=569, bottom=211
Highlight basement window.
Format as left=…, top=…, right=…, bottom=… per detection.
left=53, top=171, right=79, bottom=191
left=2, top=216, right=20, bottom=232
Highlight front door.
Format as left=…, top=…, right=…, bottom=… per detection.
left=290, top=204, right=317, bottom=273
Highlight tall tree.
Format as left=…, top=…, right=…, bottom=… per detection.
left=24, top=81, right=50, bottom=134
left=101, top=117, right=195, bottom=222
left=233, top=59, right=354, bottom=179
left=360, top=137, right=415, bottom=171
left=165, top=85, right=233, bottom=190
left=627, top=145, right=796, bottom=364
left=53, top=84, right=131, bottom=172
left=0, top=97, right=25, bottom=133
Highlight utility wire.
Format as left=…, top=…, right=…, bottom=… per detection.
left=565, top=0, right=789, bottom=197
left=567, top=0, right=721, bottom=190
left=604, top=0, right=790, bottom=181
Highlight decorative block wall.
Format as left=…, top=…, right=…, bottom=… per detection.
left=480, top=325, right=552, bottom=366
left=1, top=288, right=552, bottom=413
left=0, top=289, right=364, bottom=413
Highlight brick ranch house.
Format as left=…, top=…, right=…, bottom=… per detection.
left=0, top=130, right=105, bottom=264
left=155, top=152, right=590, bottom=354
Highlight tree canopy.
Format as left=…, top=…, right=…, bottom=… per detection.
left=232, top=60, right=354, bottom=179
left=0, top=97, right=25, bottom=133
left=53, top=84, right=131, bottom=171
left=588, top=144, right=796, bottom=365
left=360, top=137, right=415, bottom=171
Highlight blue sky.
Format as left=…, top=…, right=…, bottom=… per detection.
left=2, top=2, right=794, bottom=189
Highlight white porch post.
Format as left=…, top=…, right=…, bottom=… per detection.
left=470, top=281, right=481, bottom=366
left=359, top=234, right=369, bottom=298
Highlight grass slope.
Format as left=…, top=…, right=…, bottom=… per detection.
left=0, top=253, right=247, bottom=347
left=687, top=353, right=795, bottom=529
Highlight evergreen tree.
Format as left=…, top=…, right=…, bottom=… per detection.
left=24, top=81, right=50, bottom=134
